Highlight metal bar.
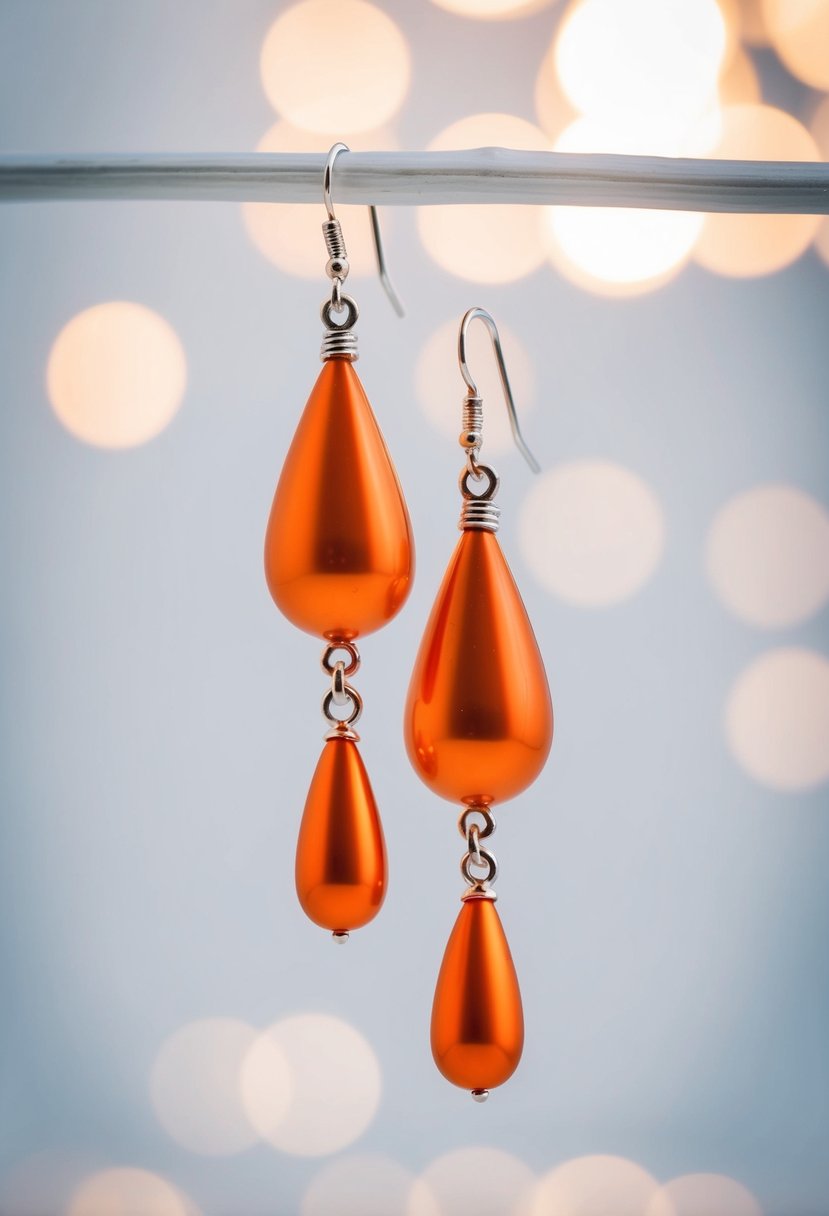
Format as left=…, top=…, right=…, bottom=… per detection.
left=1, top=150, right=828, bottom=213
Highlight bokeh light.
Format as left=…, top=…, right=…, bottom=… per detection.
left=303, top=1155, right=426, bottom=1216
left=534, top=42, right=578, bottom=141
left=519, top=460, right=665, bottom=606
left=149, top=1017, right=262, bottom=1156
left=545, top=119, right=704, bottom=295
left=726, top=648, right=829, bottom=790
left=707, top=485, right=829, bottom=629
left=46, top=302, right=186, bottom=449
left=409, top=1148, right=536, bottom=1216
left=240, top=1013, right=381, bottom=1156
left=66, top=1169, right=198, bottom=1216
left=236, top=1026, right=294, bottom=1146
left=762, top=0, right=829, bottom=90
left=554, top=0, right=726, bottom=135
left=430, top=0, right=557, bottom=18
left=417, top=114, right=551, bottom=284
left=415, top=317, right=535, bottom=454
left=737, top=0, right=770, bottom=44
left=716, top=0, right=742, bottom=70
left=647, top=1172, right=763, bottom=1216
left=809, top=95, right=829, bottom=158
left=531, top=1155, right=661, bottom=1215
left=719, top=46, right=761, bottom=105
left=242, top=122, right=396, bottom=279
left=695, top=105, right=821, bottom=278
left=260, top=1, right=410, bottom=133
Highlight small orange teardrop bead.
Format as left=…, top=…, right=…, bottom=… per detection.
left=295, top=737, right=387, bottom=933
left=264, top=359, right=414, bottom=639
left=405, top=529, right=553, bottom=805
left=431, top=896, right=524, bottom=1091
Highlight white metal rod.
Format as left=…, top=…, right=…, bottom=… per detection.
left=1, top=150, right=828, bottom=213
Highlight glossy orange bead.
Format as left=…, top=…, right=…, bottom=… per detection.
left=295, top=736, right=387, bottom=933
left=405, top=528, right=553, bottom=805
left=431, top=895, right=524, bottom=1091
left=264, top=358, right=413, bottom=640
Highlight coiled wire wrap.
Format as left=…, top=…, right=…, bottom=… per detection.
left=462, top=395, right=483, bottom=441
left=458, top=464, right=501, bottom=533
left=322, top=217, right=347, bottom=262
left=320, top=295, right=359, bottom=361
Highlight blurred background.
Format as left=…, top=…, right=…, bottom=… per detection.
left=1, top=1, right=828, bottom=1213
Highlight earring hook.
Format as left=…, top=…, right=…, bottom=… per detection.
left=457, top=307, right=540, bottom=473
left=324, top=143, right=404, bottom=318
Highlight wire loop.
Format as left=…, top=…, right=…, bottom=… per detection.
left=461, top=848, right=498, bottom=887
left=321, top=641, right=361, bottom=677
left=322, top=685, right=363, bottom=728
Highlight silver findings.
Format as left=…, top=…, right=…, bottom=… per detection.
left=460, top=394, right=484, bottom=468
left=320, top=294, right=360, bottom=361
left=459, top=500, right=501, bottom=532
left=454, top=307, right=542, bottom=528
left=321, top=640, right=363, bottom=739
left=322, top=217, right=349, bottom=281
left=321, top=640, right=361, bottom=678
left=321, top=145, right=357, bottom=362
left=322, top=142, right=404, bottom=316
left=461, top=848, right=498, bottom=891
left=459, top=805, right=498, bottom=899
left=320, top=292, right=359, bottom=360
left=331, top=660, right=349, bottom=706
left=458, top=805, right=496, bottom=840
left=322, top=685, right=363, bottom=729
left=323, top=142, right=347, bottom=222
left=467, top=822, right=483, bottom=866
left=460, top=464, right=500, bottom=500
left=319, top=143, right=403, bottom=363
left=321, top=295, right=359, bottom=330
left=458, top=463, right=501, bottom=533
left=321, top=330, right=359, bottom=361
left=457, top=307, right=540, bottom=474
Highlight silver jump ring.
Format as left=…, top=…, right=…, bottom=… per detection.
left=332, top=661, right=348, bottom=706
left=331, top=277, right=343, bottom=311
left=321, top=295, right=359, bottom=332
left=467, top=822, right=483, bottom=866
left=322, top=685, right=363, bottom=727
left=461, top=848, right=498, bottom=887
left=321, top=640, right=361, bottom=677
left=459, top=464, right=499, bottom=502
left=458, top=806, right=496, bottom=840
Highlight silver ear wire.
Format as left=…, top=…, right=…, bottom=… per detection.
left=456, top=308, right=540, bottom=533
left=323, top=143, right=404, bottom=318
left=457, top=307, right=540, bottom=474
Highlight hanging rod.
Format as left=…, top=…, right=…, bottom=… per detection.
left=1, top=150, right=828, bottom=213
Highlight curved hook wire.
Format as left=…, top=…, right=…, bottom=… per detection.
left=457, top=307, right=540, bottom=473
left=324, top=144, right=404, bottom=318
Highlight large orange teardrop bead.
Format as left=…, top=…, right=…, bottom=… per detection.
left=295, top=737, right=387, bottom=933
left=405, top=529, right=553, bottom=805
left=431, top=896, right=524, bottom=1091
left=264, top=359, right=414, bottom=639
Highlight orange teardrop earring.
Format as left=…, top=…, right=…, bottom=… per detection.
left=405, top=308, right=553, bottom=1099
left=265, top=145, right=413, bottom=942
